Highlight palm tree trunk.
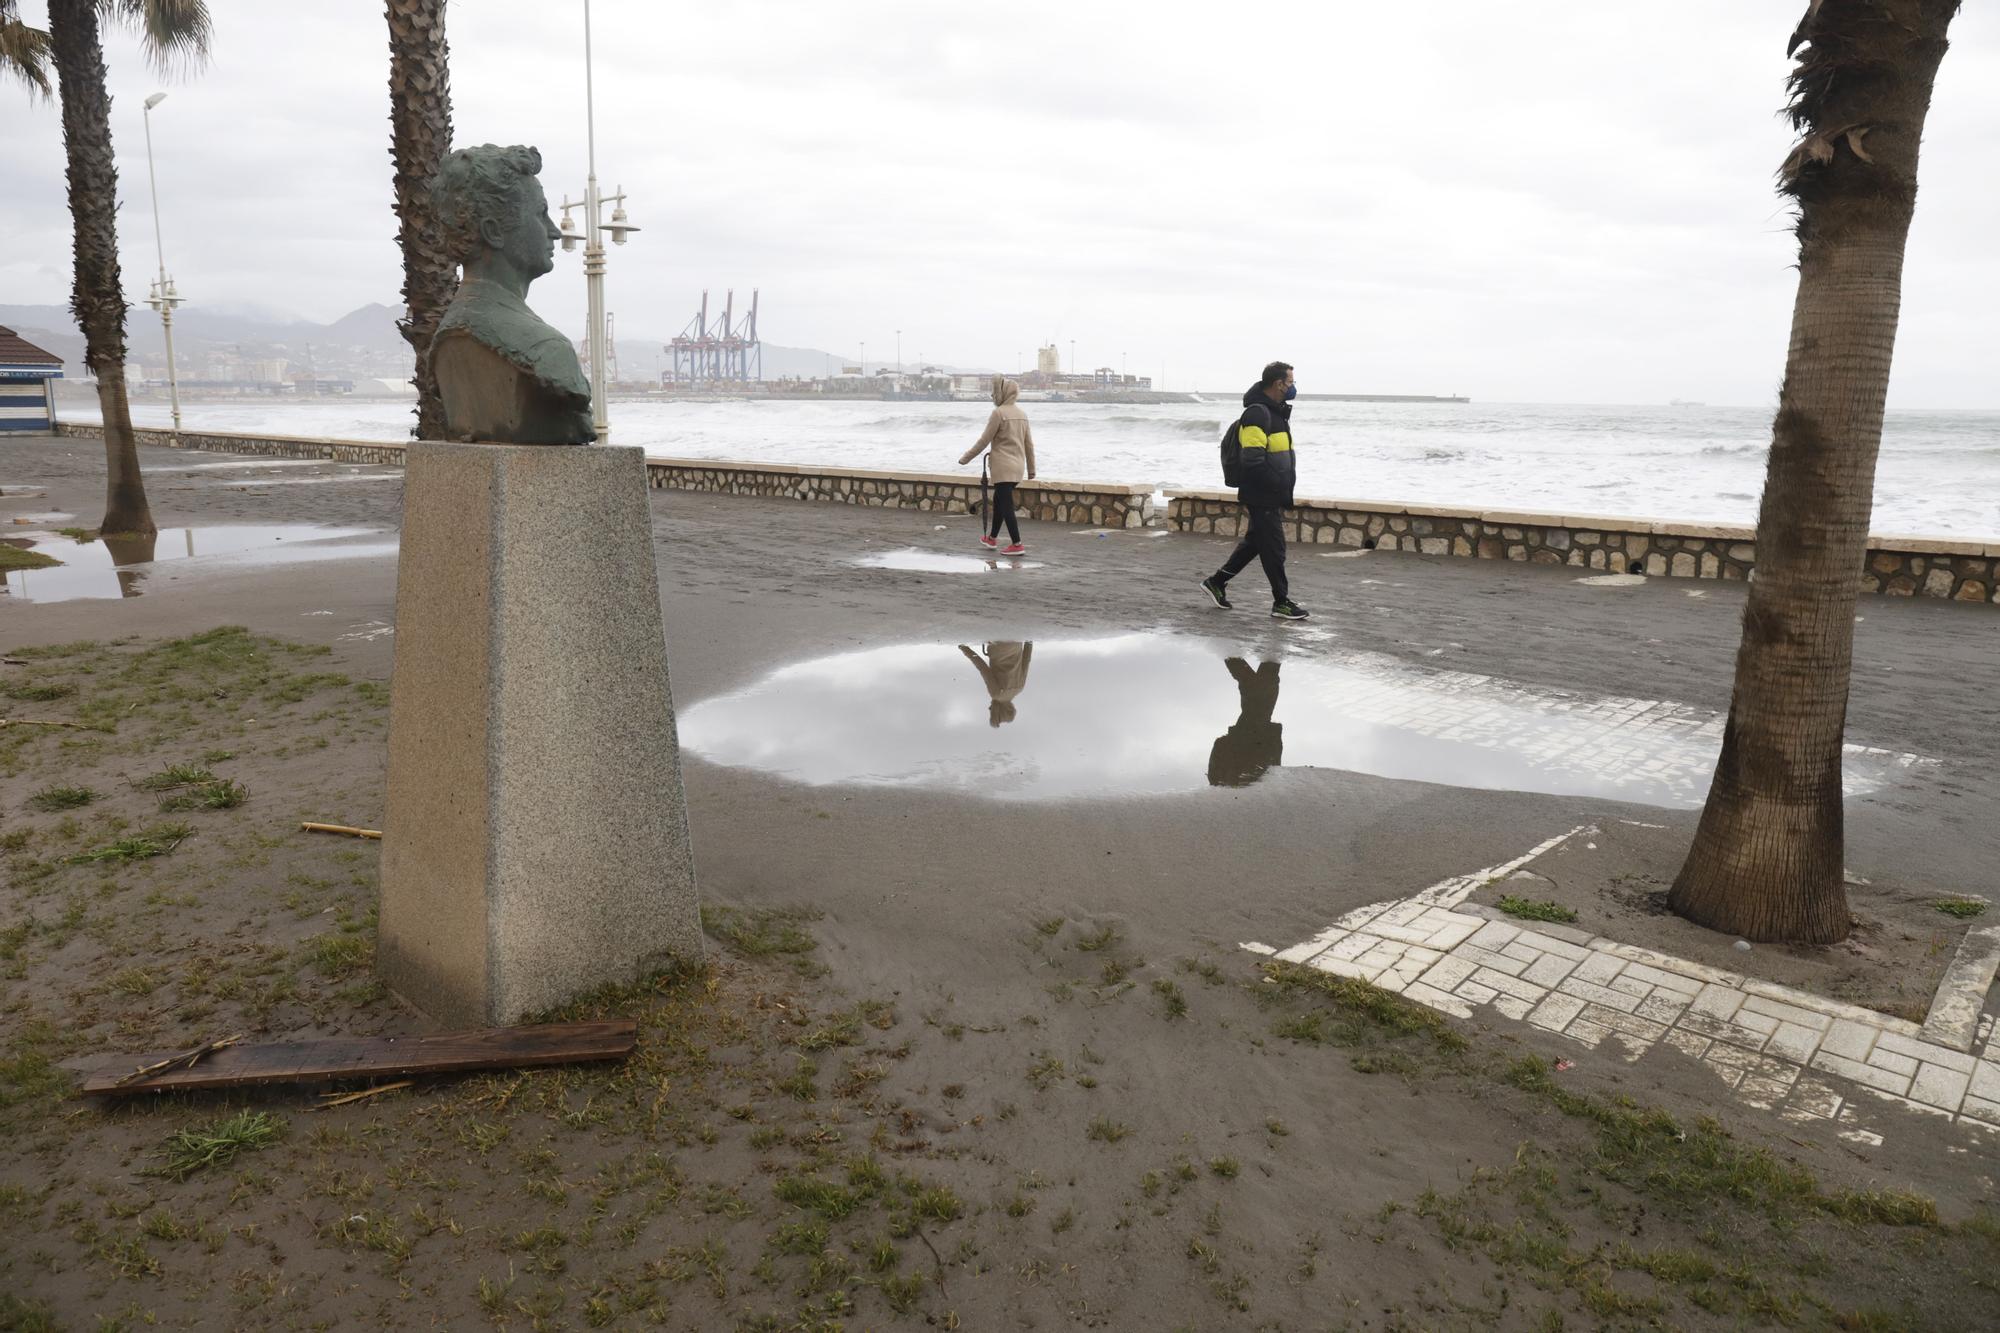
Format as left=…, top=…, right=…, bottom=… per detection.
left=1670, top=0, right=1959, bottom=944
left=47, top=0, right=154, bottom=537
left=387, top=0, right=456, bottom=440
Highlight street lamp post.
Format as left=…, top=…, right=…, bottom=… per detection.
left=554, top=0, right=638, bottom=444
left=895, top=329, right=901, bottom=378
left=140, top=92, right=183, bottom=436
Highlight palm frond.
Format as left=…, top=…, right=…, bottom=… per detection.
left=0, top=14, right=55, bottom=98
left=101, top=0, right=212, bottom=76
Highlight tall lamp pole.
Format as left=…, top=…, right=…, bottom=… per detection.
left=140, top=92, right=183, bottom=436
left=555, top=0, right=638, bottom=443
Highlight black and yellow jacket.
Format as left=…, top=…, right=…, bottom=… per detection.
left=1232, top=384, right=1296, bottom=508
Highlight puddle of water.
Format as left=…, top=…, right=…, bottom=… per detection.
left=680, top=634, right=1925, bottom=807
left=854, top=549, right=1045, bottom=574
left=1, top=525, right=394, bottom=603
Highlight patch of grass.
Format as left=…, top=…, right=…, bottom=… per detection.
left=64, top=822, right=193, bottom=864
left=1026, top=1053, right=1066, bottom=1090
left=1086, top=1115, right=1132, bottom=1143
left=1033, top=916, right=1064, bottom=936
left=4, top=681, right=73, bottom=702
left=1074, top=924, right=1119, bottom=952
left=0, top=546, right=61, bottom=572
left=304, top=931, right=371, bottom=977
left=1263, top=961, right=1469, bottom=1054
left=154, top=1110, right=284, bottom=1181
left=1209, top=1156, right=1240, bottom=1178
left=135, top=764, right=216, bottom=792
left=27, top=784, right=96, bottom=812
left=701, top=903, right=822, bottom=972
left=1934, top=898, right=1988, bottom=919
left=0, top=1293, right=63, bottom=1330
left=1496, top=895, right=1579, bottom=924
left=159, top=778, right=248, bottom=812
left=56, top=526, right=98, bottom=541
left=1151, top=977, right=1188, bottom=1018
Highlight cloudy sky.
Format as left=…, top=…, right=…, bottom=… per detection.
left=3, top=1, right=1995, bottom=405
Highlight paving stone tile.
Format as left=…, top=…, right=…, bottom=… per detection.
left=1818, top=1018, right=1880, bottom=1063
left=1355, top=941, right=1409, bottom=971
left=1864, top=1048, right=1919, bottom=1078
left=1741, top=994, right=1834, bottom=1032
left=1418, top=955, right=1479, bottom=994
left=1872, top=1030, right=1976, bottom=1075
left=1784, top=1080, right=1844, bottom=1121
left=1701, top=1041, right=1765, bottom=1073
left=1369, top=922, right=1442, bottom=946
left=1524, top=921, right=1598, bottom=948
left=1701, top=1054, right=1748, bottom=1089
left=1766, top=1022, right=1826, bottom=1064
left=1688, top=983, right=1744, bottom=1020
left=1607, top=973, right=1655, bottom=1000
left=1403, top=946, right=1444, bottom=968
left=1741, top=1073, right=1796, bottom=1107
left=1599, top=942, right=1742, bottom=988
left=1969, top=1061, right=2000, bottom=1104
left=1677, top=1010, right=1771, bottom=1052
left=1662, top=1028, right=1712, bottom=1061
left=1493, top=994, right=1534, bottom=1021
left=1622, top=962, right=1704, bottom=997
left=1523, top=954, right=1579, bottom=989
left=1467, top=921, right=1521, bottom=952
left=1636, top=993, right=1690, bottom=1024
left=1419, top=918, right=1482, bottom=951
left=1276, top=936, right=1340, bottom=964
left=1473, top=967, right=1550, bottom=1004
left=1513, top=930, right=1591, bottom=961
left=1325, top=934, right=1379, bottom=962
left=1374, top=900, right=1430, bottom=929
left=1811, top=1051, right=1913, bottom=1097
left=1579, top=1004, right=1668, bottom=1044
left=1528, top=993, right=1586, bottom=1032
left=1308, top=954, right=1371, bottom=981
left=1557, top=977, right=1644, bottom=1015
left=1571, top=951, right=1628, bottom=986
left=1402, top=981, right=1474, bottom=1018
left=1733, top=1009, right=1781, bottom=1037
left=1564, top=1017, right=1613, bottom=1049
left=1910, top=1063, right=1971, bottom=1113
left=1373, top=970, right=1410, bottom=994
left=1454, top=944, right=1530, bottom=978
left=1958, top=1095, right=2000, bottom=1128
left=1741, top=979, right=1923, bottom=1035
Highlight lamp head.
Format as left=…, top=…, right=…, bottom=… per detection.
left=144, top=92, right=167, bottom=110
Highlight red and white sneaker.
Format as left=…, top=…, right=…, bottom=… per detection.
left=978, top=534, right=1000, bottom=551
left=1001, top=542, right=1027, bottom=556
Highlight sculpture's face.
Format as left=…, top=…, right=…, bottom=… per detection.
left=481, top=179, right=559, bottom=281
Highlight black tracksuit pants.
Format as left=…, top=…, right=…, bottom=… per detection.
left=1214, top=504, right=1288, bottom=603
left=988, top=482, right=1020, bottom=543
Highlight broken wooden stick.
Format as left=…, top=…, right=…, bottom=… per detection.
left=301, top=821, right=382, bottom=840
left=313, top=1080, right=413, bottom=1111
left=80, top=1020, right=637, bottom=1097
left=0, top=718, right=91, bottom=730
left=112, top=1033, right=245, bottom=1087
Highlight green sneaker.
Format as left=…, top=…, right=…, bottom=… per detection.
left=1271, top=599, right=1309, bottom=621
left=1200, top=576, right=1233, bottom=610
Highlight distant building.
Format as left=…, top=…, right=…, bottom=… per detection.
left=1035, top=345, right=1060, bottom=378
left=0, top=326, right=64, bottom=434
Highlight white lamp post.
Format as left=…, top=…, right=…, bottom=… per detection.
left=553, top=0, right=638, bottom=444
left=140, top=91, right=183, bottom=435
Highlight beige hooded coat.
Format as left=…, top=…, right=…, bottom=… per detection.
left=959, top=377, right=1037, bottom=483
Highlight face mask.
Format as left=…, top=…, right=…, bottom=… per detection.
left=1283, top=384, right=1298, bottom=402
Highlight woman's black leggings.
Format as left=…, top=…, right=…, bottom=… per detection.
left=989, top=482, right=1020, bottom=543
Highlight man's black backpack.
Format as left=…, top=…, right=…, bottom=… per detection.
left=1219, top=420, right=1242, bottom=487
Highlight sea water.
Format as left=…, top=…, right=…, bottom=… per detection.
left=91, top=398, right=2000, bottom=538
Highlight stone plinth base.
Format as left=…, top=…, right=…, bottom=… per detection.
left=379, top=441, right=702, bottom=1026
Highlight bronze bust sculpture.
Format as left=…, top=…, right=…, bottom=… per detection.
left=428, top=145, right=595, bottom=444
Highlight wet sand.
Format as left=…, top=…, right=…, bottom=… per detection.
left=4, top=435, right=1998, bottom=1328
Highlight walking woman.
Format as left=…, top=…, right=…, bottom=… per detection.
left=959, top=376, right=1037, bottom=554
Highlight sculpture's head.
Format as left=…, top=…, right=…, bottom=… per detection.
left=432, top=144, right=562, bottom=285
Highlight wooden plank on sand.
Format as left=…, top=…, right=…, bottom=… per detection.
left=79, top=1020, right=637, bottom=1097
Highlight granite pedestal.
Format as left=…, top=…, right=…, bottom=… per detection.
left=379, top=441, right=703, bottom=1025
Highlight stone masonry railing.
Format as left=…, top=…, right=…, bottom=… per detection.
left=42, top=426, right=1996, bottom=600
left=1166, top=490, right=2000, bottom=603
left=52, top=424, right=1158, bottom=529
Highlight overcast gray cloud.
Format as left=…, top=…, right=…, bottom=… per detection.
left=2, top=0, right=1994, bottom=404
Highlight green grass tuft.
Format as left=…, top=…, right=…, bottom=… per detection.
left=159, top=778, right=248, bottom=812
left=63, top=822, right=193, bottom=864
left=1933, top=898, right=1988, bottom=919
left=28, top=784, right=97, bottom=812
left=0, top=546, right=61, bottom=572
left=155, top=1110, right=285, bottom=1181
left=136, top=764, right=216, bottom=792
left=1496, top=895, right=1579, bottom=924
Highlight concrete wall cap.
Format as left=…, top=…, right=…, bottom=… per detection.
left=1479, top=508, right=1566, bottom=526
left=1649, top=520, right=1757, bottom=540
left=1867, top=535, right=1989, bottom=557
left=1559, top=513, right=1654, bottom=532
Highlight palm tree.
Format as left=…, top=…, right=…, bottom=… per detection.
left=386, top=0, right=456, bottom=439
left=1670, top=0, right=1961, bottom=944
left=4, top=0, right=212, bottom=539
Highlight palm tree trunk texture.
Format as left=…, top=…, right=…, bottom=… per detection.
left=387, top=0, right=456, bottom=440
left=48, top=0, right=154, bottom=537
left=1670, top=0, right=1959, bottom=944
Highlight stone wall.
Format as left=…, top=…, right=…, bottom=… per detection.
left=642, top=459, right=1158, bottom=528
left=53, top=424, right=1158, bottom=529
left=1166, top=490, right=2000, bottom=604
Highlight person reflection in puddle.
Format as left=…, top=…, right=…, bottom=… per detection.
left=958, top=641, right=1033, bottom=727
left=1207, top=658, right=1282, bottom=786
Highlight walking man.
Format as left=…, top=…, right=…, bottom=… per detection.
left=1201, top=361, right=1309, bottom=620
